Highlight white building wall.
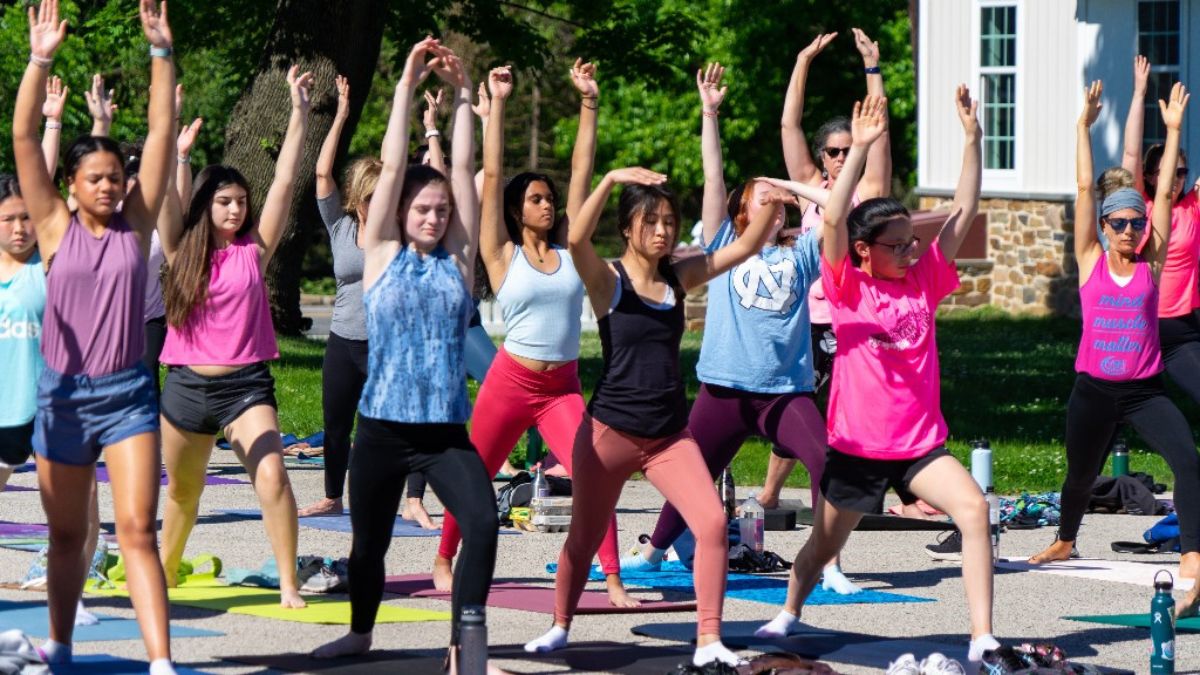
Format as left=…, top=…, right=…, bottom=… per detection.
left=918, top=0, right=974, bottom=193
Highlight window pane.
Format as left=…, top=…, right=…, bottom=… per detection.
left=1137, top=1, right=1180, bottom=65
left=980, top=6, right=1016, bottom=67
left=982, top=73, right=1016, bottom=170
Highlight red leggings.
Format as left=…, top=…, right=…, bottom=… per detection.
left=441, top=348, right=621, bottom=574
left=555, top=416, right=727, bottom=635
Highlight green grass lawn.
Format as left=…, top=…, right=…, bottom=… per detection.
left=273, top=307, right=1198, bottom=493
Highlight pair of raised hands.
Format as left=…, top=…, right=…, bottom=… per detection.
left=471, top=57, right=598, bottom=119
left=30, top=0, right=171, bottom=62
left=1079, top=79, right=1190, bottom=130
left=797, top=28, right=880, bottom=66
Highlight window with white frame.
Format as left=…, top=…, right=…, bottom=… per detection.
left=1138, top=0, right=1181, bottom=146
left=979, top=4, right=1017, bottom=171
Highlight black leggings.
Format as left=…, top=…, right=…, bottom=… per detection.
left=1161, top=312, right=1200, bottom=403
left=348, top=417, right=497, bottom=641
left=143, top=315, right=167, bottom=402
left=1060, top=373, right=1200, bottom=552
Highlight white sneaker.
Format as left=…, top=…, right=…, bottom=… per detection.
left=920, top=652, right=967, bottom=674
left=886, top=653, right=921, bottom=675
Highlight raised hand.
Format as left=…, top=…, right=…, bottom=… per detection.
left=851, top=28, right=880, bottom=67
left=1080, top=80, right=1103, bottom=128
left=471, top=81, right=490, bottom=119
left=287, top=65, right=314, bottom=113
left=400, top=36, right=443, bottom=91
left=607, top=167, right=668, bottom=186
left=1133, top=55, right=1150, bottom=97
left=334, top=75, right=350, bottom=120
left=850, top=95, right=888, bottom=146
left=422, top=89, right=444, bottom=130
left=42, top=76, right=68, bottom=120
left=28, top=0, right=68, bottom=61
left=85, top=74, right=117, bottom=124
left=758, top=189, right=801, bottom=208
left=696, top=62, right=727, bottom=111
left=955, top=84, right=980, bottom=140
left=431, top=47, right=467, bottom=89
left=570, top=58, right=599, bottom=98
left=486, top=66, right=513, bottom=101
left=797, top=32, right=837, bottom=64
left=1159, top=81, right=1190, bottom=131
left=139, top=0, right=172, bottom=49
left=177, top=117, right=202, bottom=157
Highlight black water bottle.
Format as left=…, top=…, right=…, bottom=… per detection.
left=459, top=605, right=487, bottom=675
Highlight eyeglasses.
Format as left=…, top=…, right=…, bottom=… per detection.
left=1105, top=217, right=1148, bottom=233
left=823, top=146, right=851, bottom=159
left=870, top=236, right=920, bottom=255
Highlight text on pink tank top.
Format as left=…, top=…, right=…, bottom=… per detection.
left=1075, top=255, right=1163, bottom=381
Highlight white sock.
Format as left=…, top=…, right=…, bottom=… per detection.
left=38, top=639, right=71, bottom=664
left=148, top=657, right=177, bottom=675
left=312, top=631, right=372, bottom=659
left=524, top=625, right=568, bottom=653
left=74, top=599, right=99, bottom=626
left=754, top=609, right=797, bottom=638
left=693, top=640, right=743, bottom=667
left=821, top=564, right=862, bottom=595
left=968, top=633, right=1001, bottom=663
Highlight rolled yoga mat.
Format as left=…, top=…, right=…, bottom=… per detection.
left=1066, top=613, right=1200, bottom=633
left=0, top=599, right=221, bottom=641
left=384, top=574, right=697, bottom=615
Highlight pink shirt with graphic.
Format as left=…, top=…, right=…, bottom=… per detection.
left=820, top=241, right=960, bottom=460
left=800, top=184, right=860, bottom=325
left=1139, top=190, right=1200, bottom=318
left=1075, top=256, right=1162, bottom=381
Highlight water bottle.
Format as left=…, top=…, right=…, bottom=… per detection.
left=1151, top=571, right=1176, bottom=674
left=458, top=605, right=487, bottom=675
left=986, top=486, right=1000, bottom=563
left=1112, top=442, right=1130, bottom=477
left=718, top=469, right=737, bottom=521
left=532, top=466, right=549, bottom=500
left=739, top=495, right=765, bottom=553
left=970, top=439, right=992, bottom=493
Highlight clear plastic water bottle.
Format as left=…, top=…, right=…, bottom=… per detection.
left=459, top=605, right=487, bottom=675
left=986, top=486, right=1000, bottom=563
left=1151, top=571, right=1176, bottom=674
left=971, top=439, right=992, bottom=493
left=739, top=495, right=765, bottom=553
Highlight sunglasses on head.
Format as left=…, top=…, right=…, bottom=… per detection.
left=1105, top=216, right=1148, bottom=233
left=823, top=146, right=851, bottom=159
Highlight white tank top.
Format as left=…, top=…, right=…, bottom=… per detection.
left=495, top=245, right=584, bottom=362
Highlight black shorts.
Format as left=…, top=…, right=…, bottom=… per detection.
left=819, top=446, right=952, bottom=513
left=161, top=363, right=277, bottom=435
left=0, top=420, right=35, bottom=467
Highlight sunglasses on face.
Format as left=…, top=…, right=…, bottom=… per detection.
left=1105, top=217, right=1148, bottom=233
left=823, top=146, right=851, bottom=159
left=870, top=236, right=920, bottom=256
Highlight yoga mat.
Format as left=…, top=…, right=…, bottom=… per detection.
left=490, top=641, right=699, bottom=675
left=793, top=504, right=956, bottom=531
left=996, top=557, right=1195, bottom=591
left=217, top=508, right=442, bottom=537
left=547, top=561, right=933, bottom=606
left=1, top=484, right=36, bottom=492
left=94, top=465, right=247, bottom=486
left=0, top=600, right=221, bottom=641
left=89, top=578, right=450, bottom=625
left=0, top=520, right=48, bottom=536
left=49, top=655, right=212, bottom=674
left=384, top=574, right=697, bottom=615
left=224, top=650, right=442, bottom=674
left=1066, top=613, right=1200, bottom=633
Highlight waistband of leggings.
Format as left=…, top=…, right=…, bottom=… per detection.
left=1076, top=370, right=1165, bottom=394
left=40, top=362, right=151, bottom=389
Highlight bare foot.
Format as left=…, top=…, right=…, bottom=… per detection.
left=1028, top=540, right=1075, bottom=565
left=281, top=587, right=307, bottom=608
left=433, top=554, right=455, bottom=592
left=545, top=464, right=568, bottom=478
left=606, top=574, right=641, bottom=608
left=758, top=495, right=781, bottom=510
left=1178, top=586, right=1200, bottom=618
left=1180, top=552, right=1200, bottom=580
left=298, top=497, right=343, bottom=517
left=500, top=461, right=519, bottom=477
left=402, top=498, right=438, bottom=529
left=313, top=630, right=372, bottom=658
left=900, top=503, right=931, bottom=519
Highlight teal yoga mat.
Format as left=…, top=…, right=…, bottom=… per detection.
left=546, top=560, right=933, bottom=606
left=0, top=600, right=221, bottom=642
left=1066, top=613, right=1200, bottom=633
left=49, top=655, right=212, bottom=674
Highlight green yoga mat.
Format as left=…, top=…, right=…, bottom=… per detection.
left=89, top=577, right=449, bottom=625
left=1066, top=613, right=1200, bottom=633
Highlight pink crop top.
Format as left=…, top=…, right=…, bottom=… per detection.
left=1075, top=255, right=1162, bottom=381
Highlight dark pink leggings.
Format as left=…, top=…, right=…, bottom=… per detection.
left=441, top=348, right=621, bottom=574
left=555, top=416, right=727, bottom=635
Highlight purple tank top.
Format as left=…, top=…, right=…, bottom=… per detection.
left=42, top=215, right=146, bottom=376
left=1075, top=256, right=1162, bottom=381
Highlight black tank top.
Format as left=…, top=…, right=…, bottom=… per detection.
left=588, top=261, right=688, bottom=438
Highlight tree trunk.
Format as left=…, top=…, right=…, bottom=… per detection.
left=222, top=0, right=386, bottom=335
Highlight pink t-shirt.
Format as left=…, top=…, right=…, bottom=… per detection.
left=820, top=241, right=960, bottom=460
left=800, top=184, right=860, bottom=325
left=1141, top=190, right=1200, bottom=318
left=160, top=235, right=279, bottom=366
left=1075, top=256, right=1162, bottom=381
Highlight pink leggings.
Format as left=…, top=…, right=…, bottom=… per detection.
left=441, top=348, right=621, bottom=574
left=555, top=416, right=727, bottom=635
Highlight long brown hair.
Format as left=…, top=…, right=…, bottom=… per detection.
left=163, top=165, right=255, bottom=328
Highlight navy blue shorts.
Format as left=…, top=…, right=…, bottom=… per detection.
left=33, top=364, right=159, bottom=466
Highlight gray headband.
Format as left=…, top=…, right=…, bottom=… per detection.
left=1100, top=187, right=1146, bottom=218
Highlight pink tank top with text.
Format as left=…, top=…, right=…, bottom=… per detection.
left=1075, top=256, right=1162, bottom=381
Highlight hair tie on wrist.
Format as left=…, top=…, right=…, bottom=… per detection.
left=177, top=154, right=190, bottom=164
left=864, top=66, right=881, bottom=75
left=150, top=45, right=173, bottom=59
left=29, top=54, right=52, bottom=68
left=702, top=109, right=719, bottom=118
left=424, top=129, right=441, bottom=139
left=45, top=120, right=62, bottom=130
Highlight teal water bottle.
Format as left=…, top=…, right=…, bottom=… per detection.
left=1151, top=570, right=1176, bottom=674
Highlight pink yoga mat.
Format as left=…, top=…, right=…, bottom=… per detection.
left=384, top=574, right=696, bottom=615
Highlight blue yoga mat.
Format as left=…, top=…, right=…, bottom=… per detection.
left=50, top=654, right=212, bottom=674
left=546, top=561, right=933, bottom=606
left=0, top=600, right=221, bottom=642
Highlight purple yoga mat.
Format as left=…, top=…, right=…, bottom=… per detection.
left=384, top=574, right=696, bottom=615
left=1, top=485, right=36, bottom=492
left=93, top=466, right=247, bottom=486
left=0, top=521, right=49, bottom=536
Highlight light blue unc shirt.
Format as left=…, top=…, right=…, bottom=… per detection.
left=696, top=219, right=821, bottom=393
left=0, top=252, right=46, bottom=427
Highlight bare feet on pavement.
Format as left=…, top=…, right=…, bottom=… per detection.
left=606, top=574, right=641, bottom=608
left=298, top=497, right=343, bottom=517
left=402, top=497, right=438, bottom=529
left=1028, top=539, right=1075, bottom=565
left=433, top=554, right=454, bottom=592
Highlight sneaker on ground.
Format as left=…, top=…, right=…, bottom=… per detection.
left=885, top=653, right=921, bottom=675
left=919, top=652, right=966, bottom=674
left=925, top=530, right=962, bottom=562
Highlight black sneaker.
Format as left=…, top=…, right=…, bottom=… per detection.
left=925, top=530, right=962, bottom=562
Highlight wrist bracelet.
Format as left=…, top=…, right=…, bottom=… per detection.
left=29, top=54, right=52, bottom=68
left=45, top=120, right=62, bottom=130
left=150, top=45, right=173, bottom=59
left=702, top=108, right=719, bottom=118
left=864, top=66, right=881, bottom=74
left=424, top=129, right=441, bottom=139
left=582, top=100, right=599, bottom=110
left=177, top=154, right=190, bottom=164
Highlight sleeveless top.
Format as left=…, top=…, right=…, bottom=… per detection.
left=0, top=252, right=46, bottom=426
left=496, top=245, right=584, bottom=362
left=1142, top=190, right=1200, bottom=318
left=159, top=235, right=279, bottom=366
left=1076, top=255, right=1163, bottom=381
left=43, top=214, right=146, bottom=376
left=799, top=182, right=860, bottom=325
left=588, top=261, right=688, bottom=438
left=359, top=245, right=472, bottom=423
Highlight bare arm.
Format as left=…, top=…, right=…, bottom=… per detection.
left=565, top=59, right=600, bottom=244
left=40, top=75, right=66, bottom=177
left=422, top=88, right=446, bottom=175
left=157, top=141, right=184, bottom=265
left=781, top=33, right=835, bottom=184
left=472, top=82, right=489, bottom=199
left=254, top=66, right=313, bottom=268
left=175, top=117, right=199, bottom=205
left=435, top=51, right=479, bottom=291
left=938, top=85, right=983, bottom=261
left=1122, top=56, right=1150, bottom=192
left=85, top=73, right=116, bottom=138
left=698, top=62, right=729, bottom=245
left=315, top=74, right=349, bottom=200
left=756, top=177, right=832, bottom=207
left=854, top=28, right=891, bottom=199
left=675, top=190, right=797, bottom=291
left=1148, top=82, right=1190, bottom=279
left=1074, top=81, right=1104, bottom=282
left=823, top=96, right=888, bottom=270
left=478, top=67, right=515, bottom=292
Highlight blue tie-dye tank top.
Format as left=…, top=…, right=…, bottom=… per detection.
left=359, top=245, right=472, bottom=423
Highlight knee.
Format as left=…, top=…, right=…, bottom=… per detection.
left=254, top=460, right=293, bottom=499
left=457, top=504, right=499, bottom=543
left=166, top=472, right=205, bottom=506
left=48, top=524, right=88, bottom=554
left=116, top=513, right=159, bottom=552
left=950, top=493, right=989, bottom=534
left=687, top=506, right=728, bottom=548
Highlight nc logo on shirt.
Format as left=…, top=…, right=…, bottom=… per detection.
left=731, top=257, right=797, bottom=314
